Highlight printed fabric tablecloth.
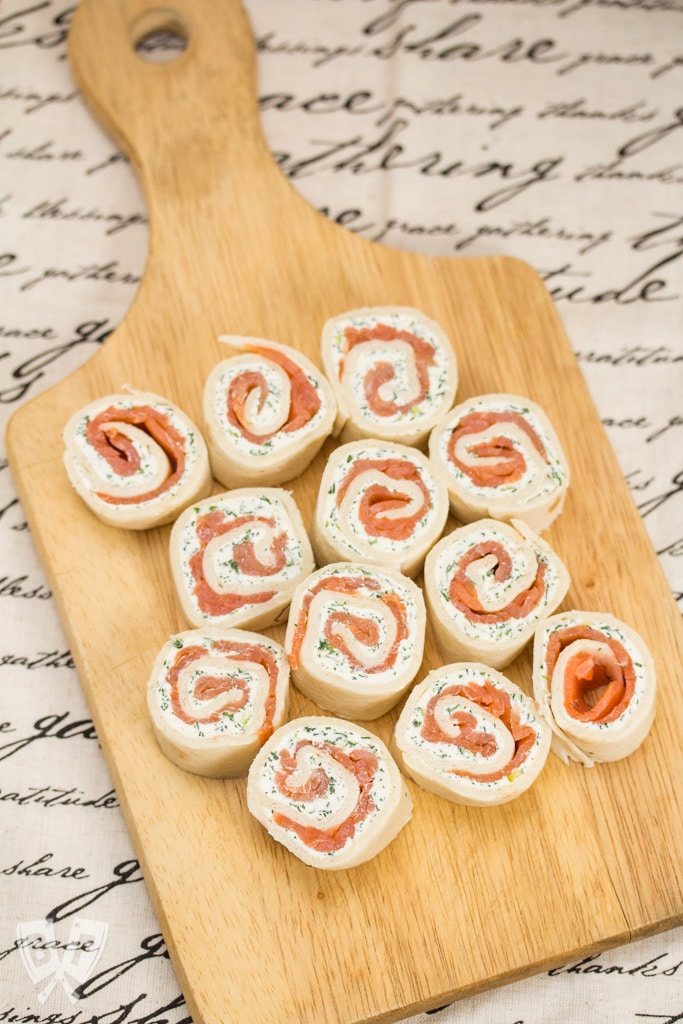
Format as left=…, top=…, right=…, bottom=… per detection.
left=1, top=0, right=682, bottom=1020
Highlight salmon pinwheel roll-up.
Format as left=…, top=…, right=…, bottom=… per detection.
left=284, top=563, right=426, bottom=720
left=247, top=716, right=412, bottom=869
left=147, top=628, right=290, bottom=778
left=203, top=335, right=337, bottom=488
left=429, top=393, right=570, bottom=533
left=320, top=306, right=458, bottom=447
left=62, top=388, right=211, bottom=529
left=423, top=518, right=570, bottom=670
left=170, top=488, right=315, bottom=631
left=532, top=611, right=656, bottom=766
left=312, top=440, right=449, bottom=578
left=393, top=662, right=551, bottom=806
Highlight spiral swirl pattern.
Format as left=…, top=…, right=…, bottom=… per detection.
left=147, top=628, right=290, bottom=778
left=313, top=440, right=448, bottom=578
left=393, top=663, right=551, bottom=806
left=170, top=488, right=314, bottom=630
left=532, top=611, right=656, bottom=765
left=429, top=393, right=570, bottom=533
left=62, top=389, right=211, bottom=529
left=285, top=563, right=426, bottom=719
left=321, top=306, right=458, bottom=446
left=247, top=717, right=412, bottom=869
left=203, top=337, right=336, bottom=488
left=424, top=518, right=570, bottom=669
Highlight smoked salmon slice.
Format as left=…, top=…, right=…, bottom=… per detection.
left=392, top=662, right=551, bottom=806
left=321, top=306, right=458, bottom=447
left=312, top=439, right=449, bottom=578
left=532, top=610, right=657, bottom=765
left=284, top=562, right=427, bottom=720
left=424, top=518, right=570, bottom=670
left=247, top=716, right=412, bottom=869
left=169, top=487, right=314, bottom=631
left=146, top=627, right=290, bottom=778
left=429, top=393, right=570, bottom=534
left=203, top=335, right=337, bottom=488
left=62, top=388, right=211, bottom=529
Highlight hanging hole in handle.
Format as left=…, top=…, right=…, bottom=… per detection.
left=131, top=8, right=188, bottom=63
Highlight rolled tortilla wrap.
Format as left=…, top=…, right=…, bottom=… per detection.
left=203, top=335, right=337, bottom=488
left=170, top=487, right=315, bottom=630
left=423, top=518, right=570, bottom=670
left=62, top=388, right=211, bottom=529
left=320, top=306, right=458, bottom=447
left=312, top=439, right=449, bottom=578
left=284, top=562, right=426, bottom=720
left=428, top=393, right=570, bottom=533
left=147, top=628, right=290, bottom=778
left=532, top=610, right=656, bottom=766
left=393, top=662, right=551, bottom=806
left=247, top=716, right=412, bottom=869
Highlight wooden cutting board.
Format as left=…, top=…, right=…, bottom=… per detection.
left=7, top=1, right=683, bottom=1021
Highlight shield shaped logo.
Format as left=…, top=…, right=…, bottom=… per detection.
left=16, top=917, right=109, bottom=1003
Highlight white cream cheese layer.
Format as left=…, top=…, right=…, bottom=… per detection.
left=320, top=306, right=458, bottom=446
left=284, top=562, right=427, bottom=719
left=428, top=393, right=570, bottom=533
left=393, top=662, right=551, bottom=806
left=312, top=439, right=448, bottom=578
left=247, top=716, right=412, bottom=870
left=532, top=610, right=656, bottom=766
left=424, top=518, right=570, bottom=669
left=203, top=336, right=336, bottom=488
left=147, top=628, right=290, bottom=778
left=62, top=388, right=211, bottom=529
left=170, top=487, right=314, bottom=631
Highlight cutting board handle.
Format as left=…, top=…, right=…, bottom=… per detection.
left=68, top=0, right=306, bottom=231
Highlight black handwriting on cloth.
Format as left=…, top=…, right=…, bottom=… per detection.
left=0, top=992, right=191, bottom=1024
left=0, top=3, right=73, bottom=53
left=619, top=107, right=683, bottom=157
left=0, top=497, right=28, bottom=532
left=19, top=261, right=142, bottom=293
left=541, top=249, right=682, bottom=305
left=1, top=851, right=90, bottom=879
left=549, top=951, right=683, bottom=976
left=0, top=649, right=73, bottom=669
left=362, top=10, right=568, bottom=68
left=273, top=117, right=562, bottom=211
left=637, top=469, right=683, bottom=518
left=635, top=1012, right=683, bottom=1024
left=73, top=932, right=169, bottom=998
left=0, top=318, right=113, bottom=404
left=0, top=574, right=51, bottom=599
left=46, top=858, right=145, bottom=923
left=0, top=710, right=96, bottom=762
left=0, top=783, right=119, bottom=810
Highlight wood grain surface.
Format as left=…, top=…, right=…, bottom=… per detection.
left=6, top=1, right=683, bottom=1022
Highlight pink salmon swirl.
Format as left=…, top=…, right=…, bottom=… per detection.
left=272, top=739, right=378, bottom=854
left=341, top=322, right=435, bottom=418
left=545, top=624, right=635, bottom=725
left=85, top=403, right=186, bottom=504
left=449, top=541, right=547, bottom=623
left=189, top=511, right=287, bottom=617
left=532, top=611, right=656, bottom=765
left=336, top=457, right=431, bottom=542
left=227, top=344, right=321, bottom=444
left=446, top=410, right=548, bottom=488
left=167, top=639, right=280, bottom=744
left=288, top=573, right=407, bottom=674
left=422, top=679, right=536, bottom=784
left=393, top=663, right=551, bottom=805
